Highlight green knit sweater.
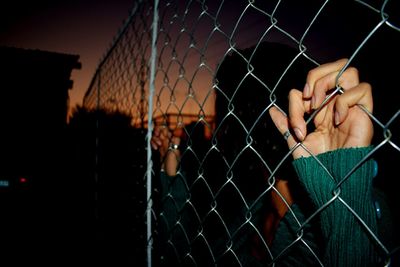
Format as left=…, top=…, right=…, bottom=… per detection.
left=271, top=146, right=378, bottom=266
left=158, top=147, right=380, bottom=266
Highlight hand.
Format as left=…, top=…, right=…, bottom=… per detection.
left=269, top=58, right=373, bottom=159
left=151, top=124, right=181, bottom=176
left=151, top=125, right=172, bottom=156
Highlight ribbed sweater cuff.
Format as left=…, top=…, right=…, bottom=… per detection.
left=292, top=146, right=378, bottom=266
left=292, top=146, right=374, bottom=208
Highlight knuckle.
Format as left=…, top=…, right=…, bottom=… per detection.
left=288, top=88, right=298, bottom=98
left=345, top=66, right=359, bottom=77
left=337, top=58, right=349, bottom=66
left=306, top=68, right=317, bottom=83
left=360, top=82, right=372, bottom=92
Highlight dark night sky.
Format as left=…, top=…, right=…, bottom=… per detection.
left=0, top=0, right=135, bottom=112
left=1, top=0, right=399, bottom=118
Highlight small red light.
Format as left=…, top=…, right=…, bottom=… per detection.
left=19, top=177, right=27, bottom=183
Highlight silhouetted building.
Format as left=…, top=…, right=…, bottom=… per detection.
left=0, top=45, right=80, bottom=176
left=0, top=46, right=80, bottom=265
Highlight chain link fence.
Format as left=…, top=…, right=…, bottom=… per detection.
left=81, top=0, right=399, bottom=266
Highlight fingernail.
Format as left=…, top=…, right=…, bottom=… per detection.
left=294, top=128, right=304, bottom=141
left=303, top=83, right=310, bottom=98
left=335, top=111, right=341, bottom=125
left=311, top=96, right=316, bottom=109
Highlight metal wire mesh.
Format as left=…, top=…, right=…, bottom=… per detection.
left=83, top=0, right=400, bottom=266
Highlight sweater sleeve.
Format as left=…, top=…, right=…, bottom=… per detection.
left=292, top=147, right=378, bottom=267
left=159, top=171, right=190, bottom=232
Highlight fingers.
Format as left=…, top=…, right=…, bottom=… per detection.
left=302, top=58, right=371, bottom=125
left=269, top=106, right=298, bottom=148
left=288, top=89, right=307, bottom=141
left=303, top=58, right=349, bottom=99
left=171, top=135, right=181, bottom=146
left=150, top=126, right=160, bottom=149
left=311, top=66, right=360, bottom=110
left=334, top=82, right=373, bottom=125
left=151, top=125, right=171, bottom=150
left=150, top=126, right=162, bottom=150
left=270, top=88, right=308, bottom=142
left=270, top=58, right=373, bottom=159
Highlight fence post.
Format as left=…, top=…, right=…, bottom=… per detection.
left=147, top=0, right=159, bottom=266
